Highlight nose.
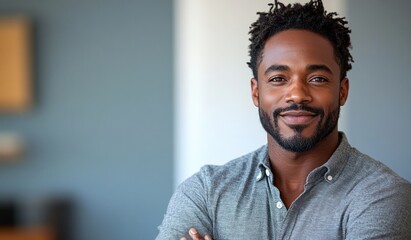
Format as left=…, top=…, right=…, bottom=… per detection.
left=284, top=80, right=312, bottom=104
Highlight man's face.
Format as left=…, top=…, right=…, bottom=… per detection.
left=251, top=29, right=349, bottom=152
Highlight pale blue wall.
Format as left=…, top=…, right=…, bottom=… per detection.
left=346, top=0, right=411, bottom=181
left=0, top=0, right=173, bottom=239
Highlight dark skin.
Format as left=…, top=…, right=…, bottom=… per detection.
left=182, top=29, right=349, bottom=240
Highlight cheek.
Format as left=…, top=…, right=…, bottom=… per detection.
left=316, top=94, right=340, bottom=114
left=258, top=89, right=283, bottom=110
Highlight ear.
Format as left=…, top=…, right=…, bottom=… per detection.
left=339, top=78, right=349, bottom=106
left=251, top=78, right=259, bottom=107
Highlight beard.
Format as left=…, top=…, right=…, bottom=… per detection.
left=259, top=103, right=340, bottom=153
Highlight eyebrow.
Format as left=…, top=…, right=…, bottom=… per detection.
left=264, top=64, right=333, bottom=75
left=264, top=65, right=290, bottom=75
left=306, top=64, right=333, bottom=74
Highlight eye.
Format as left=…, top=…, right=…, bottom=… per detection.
left=269, top=76, right=286, bottom=83
left=309, top=76, right=328, bottom=84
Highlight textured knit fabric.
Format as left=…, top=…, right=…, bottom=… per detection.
left=156, top=133, right=411, bottom=240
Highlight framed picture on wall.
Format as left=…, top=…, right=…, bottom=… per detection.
left=0, top=16, right=32, bottom=113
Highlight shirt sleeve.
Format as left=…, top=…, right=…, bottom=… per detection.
left=156, top=168, right=213, bottom=240
left=345, top=180, right=411, bottom=240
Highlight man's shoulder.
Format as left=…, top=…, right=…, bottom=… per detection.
left=178, top=145, right=267, bottom=193
left=345, top=147, right=411, bottom=198
left=340, top=147, right=411, bottom=239
left=175, top=145, right=268, bottom=205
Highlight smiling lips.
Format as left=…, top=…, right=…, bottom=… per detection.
left=279, top=110, right=318, bottom=125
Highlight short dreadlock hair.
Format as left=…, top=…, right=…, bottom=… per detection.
left=248, top=0, right=353, bottom=80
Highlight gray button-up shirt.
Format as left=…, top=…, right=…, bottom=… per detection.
left=157, top=133, right=411, bottom=239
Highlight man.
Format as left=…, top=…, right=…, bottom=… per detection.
left=157, top=0, right=411, bottom=239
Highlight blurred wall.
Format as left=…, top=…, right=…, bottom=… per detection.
left=346, top=0, right=411, bottom=181
left=0, top=0, right=173, bottom=239
left=174, top=0, right=268, bottom=187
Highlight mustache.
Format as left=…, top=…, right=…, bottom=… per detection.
left=273, top=103, right=324, bottom=118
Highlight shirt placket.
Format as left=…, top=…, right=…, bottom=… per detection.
left=264, top=167, right=288, bottom=238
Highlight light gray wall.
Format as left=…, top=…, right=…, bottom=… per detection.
left=0, top=0, right=173, bottom=239
left=346, top=0, right=411, bottom=181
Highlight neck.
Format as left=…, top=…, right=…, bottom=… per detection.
left=267, top=130, right=340, bottom=208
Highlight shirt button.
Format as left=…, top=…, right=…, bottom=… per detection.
left=276, top=201, right=283, bottom=209
left=327, top=175, right=333, bottom=181
left=265, top=169, right=270, bottom=177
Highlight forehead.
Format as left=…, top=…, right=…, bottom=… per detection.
left=258, top=29, right=340, bottom=75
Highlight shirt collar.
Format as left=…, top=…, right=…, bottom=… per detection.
left=319, top=132, right=351, bottom=184
left=256, top=146, right=270, bottom=182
